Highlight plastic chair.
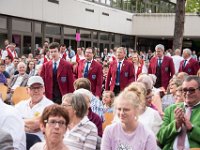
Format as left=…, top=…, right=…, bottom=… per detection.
left=102, top=112, right=114, bottom=130
left=12, top=87, right=30, bottom=105
left=0, top=84, right=8, bottom=101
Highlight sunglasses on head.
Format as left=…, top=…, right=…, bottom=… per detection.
left=182, top=87, right=200, bottom=94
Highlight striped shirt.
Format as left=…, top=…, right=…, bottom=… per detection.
left=91, top=95, right=104, bottom=121
left=64, top=116, right=98, bottom=150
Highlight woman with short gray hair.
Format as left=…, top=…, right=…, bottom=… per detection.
left=62, top=93, right=98, bottom=150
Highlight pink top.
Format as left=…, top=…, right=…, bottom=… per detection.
left=101, top=122, right=157, bottom=150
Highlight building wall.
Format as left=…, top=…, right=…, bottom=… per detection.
left=0, top=0, right=199, bottom=37
left=0, top=0, right=133, bottom=35
left=133, top=13, right=200, bottom=38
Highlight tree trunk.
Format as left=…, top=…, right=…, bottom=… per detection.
left=173, top=0, right=186, bottom=52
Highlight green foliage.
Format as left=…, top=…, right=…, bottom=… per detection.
left=186, top=0, right=200, bottom=13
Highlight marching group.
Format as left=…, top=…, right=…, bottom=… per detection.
left=0, top=39, right=200, bottom=150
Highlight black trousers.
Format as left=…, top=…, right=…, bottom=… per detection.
left=114, top=85, right=120, bottom=96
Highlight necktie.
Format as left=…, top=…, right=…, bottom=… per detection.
left=183, top=60, right=187, bottom=68
left=158, top=58, right=162, bottom=67
left=84, top=62, right=90, bottom=78
left=53, top=62, right=57, bottom=74
left=177, top=107, right=192, bottom=150
left=116, top=62, right=121, bottom=84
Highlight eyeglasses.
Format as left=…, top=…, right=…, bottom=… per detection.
left=85, top=51, right=93, bottom=54
left=29, top=86, right=43, bottom=90
left=44, top=120, right=66, bottom=127
left=182, top=87, right=200, bottom=94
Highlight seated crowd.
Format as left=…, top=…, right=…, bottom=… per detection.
left=0, top=40, right=200, bottom=150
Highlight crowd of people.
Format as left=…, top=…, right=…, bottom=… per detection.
left=0, top=39, right=200, bottom=150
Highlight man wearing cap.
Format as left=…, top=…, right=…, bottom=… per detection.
left=1, top=43, right=18, bottom=62
left=15, top=76, right=53, bottom=146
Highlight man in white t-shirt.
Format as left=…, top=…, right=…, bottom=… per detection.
left=172, top=49, right=183, bottom=73
left=15, top=76, right=53, bottom=145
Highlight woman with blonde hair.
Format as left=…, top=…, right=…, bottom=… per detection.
left=124, top=82, right=162, bottom=135
left=102, top=90, right=115, bottom=113
left=101, top=90, right=157, bottom=150
left=131, top=53, right=147, bottom=81
left=162, top=77, right=183, bottom=111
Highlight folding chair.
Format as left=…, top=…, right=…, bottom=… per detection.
left=102, top=112, right=114, bottom=130
left=12, top=87, right=30, bottom=105
left=0, top=84, right=8, bottom=101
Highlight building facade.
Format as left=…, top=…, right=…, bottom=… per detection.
left=0, top=0, right=199, bottom=56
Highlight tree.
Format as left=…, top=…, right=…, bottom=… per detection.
left=172, top=0, right=186, bottom=51
left=186, top=0, right=200, bottom=13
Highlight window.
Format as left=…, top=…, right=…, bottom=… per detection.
left=46, top=24, right=61, bottom=35
left=80, top=30, right=91, bottom=39
left=64, top=27, right=76, bottom=38
left=93, top=31, right=98, bottom=39
left=12, top=19, right=32, bottom=32
left=35, top=22, right=41, bottom=33
left=0, top=17, right=7, bottom=29
left=48, top=0, right=59, bottom=4
left=100, top=32, right=109, bottom=41
left=115, top=34, right=121, bottom=44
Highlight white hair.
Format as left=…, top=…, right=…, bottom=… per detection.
left=155, top=44, right=165, bottom=51
left=17, top=62, right=26, bottom=69
left=73, top=88, right=93, bottom=100
left=183, top=48, right=192, bottom=56
left=148, top=74, right=157, bottom=86
left=137, top=74, right=153, bottom=90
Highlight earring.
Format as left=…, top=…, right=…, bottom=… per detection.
left=134, top=116, right=138, bottom=120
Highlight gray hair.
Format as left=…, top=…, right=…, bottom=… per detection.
left=148, top=74, right=157, bottom=86
left=117, top=47, right=126, bottom=54
left=137, top=74, right=153, bottom=90
left=73, top=88, right=93, bottom=100
left=17, top=62, right=26, bottom=70
left=62, top=93, right=88, bottom=118
left=183, top=48, right=192, bottom=56
left=184, top=75, right=200, bottom=87
left=155, top=44, right=165, bottom=51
